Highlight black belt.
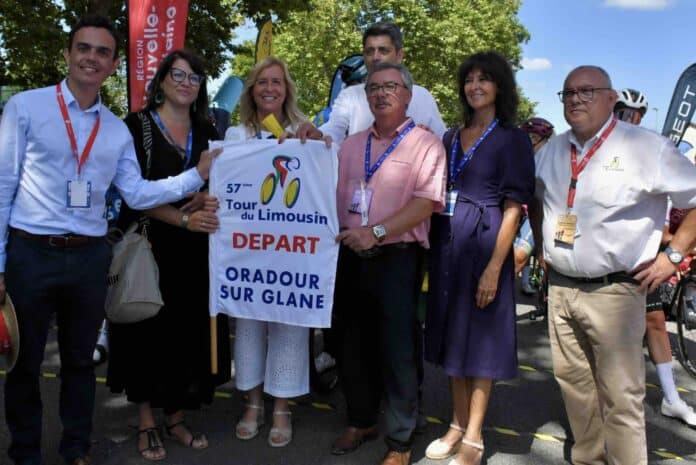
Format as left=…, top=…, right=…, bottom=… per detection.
left=551, top=268, right=639, bottom=286
left=10, top=227, right=103, bottom=248
left=352, top=242, right=421, bottom=258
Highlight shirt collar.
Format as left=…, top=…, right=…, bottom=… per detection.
left=568, top=114, right=614, bottom=151
left=369, top=117, right=414, bottom=139
left=61, top=79, right=102, bottom=114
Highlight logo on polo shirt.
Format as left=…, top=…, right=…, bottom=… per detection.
left=603, top=156, right=624, bottom=172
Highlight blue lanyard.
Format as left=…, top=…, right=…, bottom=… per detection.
left=151, top=110, right=193, bottom=168
left=364, top=120, right=416, bottom=183
left=448, top=118, right=498, bottom=188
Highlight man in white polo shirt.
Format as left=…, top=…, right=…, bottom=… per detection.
left=531, top=65, right=696, bottom=465
left=296, top=22, right=446, bottom=145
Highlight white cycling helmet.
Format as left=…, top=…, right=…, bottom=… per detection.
left=615, top=88, right=648, bottom=116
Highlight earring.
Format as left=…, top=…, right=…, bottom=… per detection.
left=154, top=91, right=163, bottom=104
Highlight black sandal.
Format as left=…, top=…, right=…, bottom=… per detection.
left=165, top=421, right=208, bottom=449
left=138, top=427, right=166, bottom=461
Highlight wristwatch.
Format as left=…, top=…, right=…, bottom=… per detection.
left=372, top=224, right=387, bottom=243
left=665, top=245, right=684, bottom=265
left=180, top=214, right=190, bottom=229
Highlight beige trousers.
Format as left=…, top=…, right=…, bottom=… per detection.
left=548, top=273, right=647, bottom=465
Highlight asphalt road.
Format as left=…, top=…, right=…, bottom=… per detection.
left=1, top=295, right=695, bottom=465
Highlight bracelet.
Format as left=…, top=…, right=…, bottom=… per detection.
left=180, top=214, right=190, bottom=229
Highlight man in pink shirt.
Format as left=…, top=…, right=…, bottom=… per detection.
left=331, top=62, right=446, bottom=465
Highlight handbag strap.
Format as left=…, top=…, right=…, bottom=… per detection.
left=138, top=112, right=154, bottom=178
left=137, top=112, right=154, bottom=236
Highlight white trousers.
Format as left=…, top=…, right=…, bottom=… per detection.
left=234, top=318, right=309, bottom=398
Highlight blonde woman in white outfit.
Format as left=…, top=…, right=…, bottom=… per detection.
left=224, top=57, right=309, bottom=448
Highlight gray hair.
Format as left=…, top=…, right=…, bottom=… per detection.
left=367, top=62, right=413, bottom=91
left=566, top=65, right=613, bottom=88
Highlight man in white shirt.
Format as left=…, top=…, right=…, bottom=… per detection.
left=531, top=65, right=696, bottom=465
left=296, top=22, right=446, bottom=145
left=0, top=15, right=219, bottom=465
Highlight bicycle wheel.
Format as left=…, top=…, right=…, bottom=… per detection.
left=675, top=277, right=696, bottom=378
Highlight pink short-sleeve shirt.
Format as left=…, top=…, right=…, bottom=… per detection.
left=337, top=118, right=447, bottom=249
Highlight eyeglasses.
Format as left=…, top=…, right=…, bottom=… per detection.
left=557, top=87, right=611, bottom=103
left=365, top=81, right=408, bottom=96
left=169, top=67, right=204, bottom=87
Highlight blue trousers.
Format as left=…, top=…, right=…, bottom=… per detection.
left=4, top=233, right=110, bottom=465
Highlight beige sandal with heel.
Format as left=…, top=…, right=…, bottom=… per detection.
left=268, top=410, right=292, bottom=447
left=425, top=423, right=466, bottom=459
left=448, top=438, right=484, bottom=465
left=235, top=404, right=265, bottom=440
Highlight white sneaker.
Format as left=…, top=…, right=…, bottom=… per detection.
left=314, top=352, right=336, bottom=373
left=661, top=397, right=696, bottom=427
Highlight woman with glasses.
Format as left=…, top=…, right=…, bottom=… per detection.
left=424, top=52, right=534, bottom=465
left=107, top=49, right=231, bottom=461
left=224, top=57, right=312, bottom=448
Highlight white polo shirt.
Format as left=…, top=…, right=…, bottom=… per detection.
left=535, top=116, right=696, bottom=278
left=319, top=83, right=446, bottom=146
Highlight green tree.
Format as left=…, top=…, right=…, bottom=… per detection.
left=267, top=0, right=532, bottom=126
left=0, top=0, right=308, bottom=113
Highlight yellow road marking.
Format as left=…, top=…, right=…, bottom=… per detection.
left=494, top=427, right=519, bottom=436
left=534, top=433, right=562, bottom=443
left=653, top=449, right=684, bottom=460
left=311, top=402, right=333, bottom=410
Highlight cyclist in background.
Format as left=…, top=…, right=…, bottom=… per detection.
left=514, top=118, right=554, bottom=294
left=615, top=88, right=696, bottom=427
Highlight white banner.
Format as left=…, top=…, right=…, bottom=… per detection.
left=208, top=139, right=339, bottom=328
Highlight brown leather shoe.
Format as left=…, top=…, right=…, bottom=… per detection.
left=330, top=425, right=379, bottom=455
left=381, top=450, right=411, bottom=465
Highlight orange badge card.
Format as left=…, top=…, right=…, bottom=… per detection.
left=554, top=213, right=577, bottom=245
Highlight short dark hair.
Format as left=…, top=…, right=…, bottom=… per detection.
left=362, top=22, right=403, bottom=51
left=68, top=15, right=120, bottom=59
left=457, top=51, right=519, bottom=127
left=145, top=49, right=210, bottom=125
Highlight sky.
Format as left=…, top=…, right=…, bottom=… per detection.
left=516, top=0, right=695, bottom=134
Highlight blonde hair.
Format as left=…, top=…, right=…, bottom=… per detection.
left=239, top=57, right=307, bottom=134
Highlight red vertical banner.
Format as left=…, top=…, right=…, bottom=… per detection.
left=127, top=0, right=190, bottom=112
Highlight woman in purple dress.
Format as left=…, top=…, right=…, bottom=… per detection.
left=424, top=52, right=534, bottom=465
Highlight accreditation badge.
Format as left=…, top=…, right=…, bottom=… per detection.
left=554, top=213, right=577, bottom=245
left=66, top=180, right=92, bottom=209
left=348, top=188, right=373, bottom=214
left=441, top=190, right=458, bottom=216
